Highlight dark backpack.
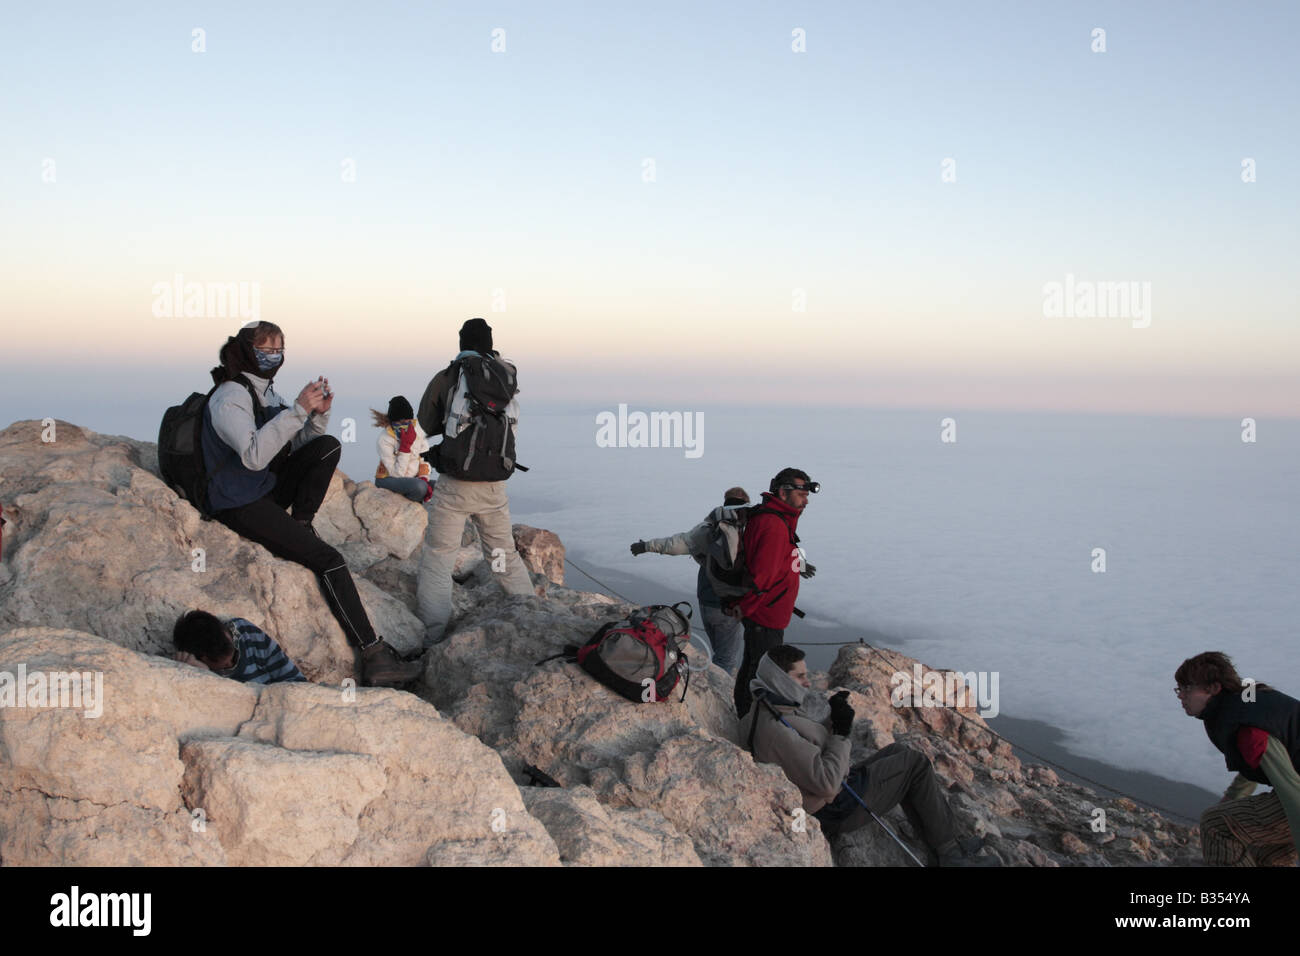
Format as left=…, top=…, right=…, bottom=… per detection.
left=429, top=353, right=523, bottom=482
left=157, top=378, right=263, bottom=518
left=538, top=603, right=693, bottom=704
left=702, top=504, right=798, bottom=608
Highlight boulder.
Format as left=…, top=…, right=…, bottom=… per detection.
left=0, top=627, right=253, bottom=865
left=521, top=784, right=701, bottom=866
left=512, top=525, right=565, bottom=584
left=0, top=627, right=562, bottom=866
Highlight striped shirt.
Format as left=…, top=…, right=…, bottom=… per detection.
left=215, top=618, right=307, bottom=684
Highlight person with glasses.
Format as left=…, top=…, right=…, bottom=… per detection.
left=201, top=320, right=422, bottom=688
left=1175, top=651, right=1300, bottom=865
left=732, top=467, right=818, bottom=718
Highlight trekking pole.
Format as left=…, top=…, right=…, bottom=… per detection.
left=838, top=780, right=927, bottom=867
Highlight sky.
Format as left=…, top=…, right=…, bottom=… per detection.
left=1, top=1, right=1297, bottom=415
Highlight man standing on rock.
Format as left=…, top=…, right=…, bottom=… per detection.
left=415, top=319, right=535, bottom=644
left=741, top=645, right=998, bottom=866
left=1176, top=651, right=1300, bottom=866
left=732, top=468, right=816, bottom=718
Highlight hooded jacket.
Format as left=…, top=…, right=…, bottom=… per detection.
left=202, top=372, right=329, bottom=512
left=736, top=492, right=803, bottom=628
left=739, top=694, right=850, bottom=813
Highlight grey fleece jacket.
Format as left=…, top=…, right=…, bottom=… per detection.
left=642, top=521, right=711, bottom=558
left=208, top=372, right=329, bottom=471
left=739, top=698, right=852, bottom=813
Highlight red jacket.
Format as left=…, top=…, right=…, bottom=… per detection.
left=737, top=492, right=803, bottom=628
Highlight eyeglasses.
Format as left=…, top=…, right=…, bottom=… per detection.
left=255, top=347, right=285, bottom=355
left=1174, top=684, right=1198, bottom=698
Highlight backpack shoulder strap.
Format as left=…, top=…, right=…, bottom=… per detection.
left=747, top=695, right=790, bottom=751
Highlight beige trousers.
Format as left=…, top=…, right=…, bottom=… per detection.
left=416, top=475, right=535, bottom=639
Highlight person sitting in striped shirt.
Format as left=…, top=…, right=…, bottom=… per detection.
left=173, top=610, right=307, bottom=684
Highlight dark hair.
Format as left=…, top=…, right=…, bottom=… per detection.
left=173, top=610, right=234, bottom=661
left=769, top=468, right=811, bottom=495
left=211, top=321, right=285, bottom=385
left=767, top=645, right=806, bottom=673
left=1174, top=651, right=1265, bottom=695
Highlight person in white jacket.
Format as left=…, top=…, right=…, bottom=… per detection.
left=371, top=397, right=434, bottom=502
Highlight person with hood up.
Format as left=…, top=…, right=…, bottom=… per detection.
left=740, top=645, right=999, bottom=866
left=201, top=320, right=422, bottom=687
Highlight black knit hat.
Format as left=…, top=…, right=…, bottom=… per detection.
left=459, top=317, right=493, bottom=353
left=387, top=396, right=414, bottom=421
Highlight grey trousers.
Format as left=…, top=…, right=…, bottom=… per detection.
left=815, top=743, right=958, bottom=855
left=415, top=475, right=534, bottom=639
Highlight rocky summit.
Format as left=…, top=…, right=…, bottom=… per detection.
left=0, top=419, right=1201, bottom=866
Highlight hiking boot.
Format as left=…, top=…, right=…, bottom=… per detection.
left=937, top=842, right=1002, bottom=867
left=360, top=640, right=423, bottom=687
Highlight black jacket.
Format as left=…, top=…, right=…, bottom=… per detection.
left=1199, top=686, right=1300, bottom=785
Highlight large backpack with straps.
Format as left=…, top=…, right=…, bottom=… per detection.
left=701, top=503, right=799, bottom=608
left=157, top=378, right=269, bottom=518
left=429, top=352, right=522, bottom=482
left=538, top=603, right=693, bottom=703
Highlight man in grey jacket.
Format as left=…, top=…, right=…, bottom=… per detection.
left=740, top=645, right=998, bottom=866
left=629, top=487, right=749, bottom=675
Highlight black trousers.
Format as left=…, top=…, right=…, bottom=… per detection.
left=734, top=619, right=784, bottom=717
left=214, top=436, right=376, bottom=648
left=814, top=744, right=958, bottom=854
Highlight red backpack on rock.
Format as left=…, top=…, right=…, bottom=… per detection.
left=537, top=603, right=693, bottom=704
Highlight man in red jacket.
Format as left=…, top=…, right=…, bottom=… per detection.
left=732, top=467, right=817, bottom=717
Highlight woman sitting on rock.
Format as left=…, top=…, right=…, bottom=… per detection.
left=201, top=320, right=421, bottom=688
left=371, top=396, right=434, bottom=502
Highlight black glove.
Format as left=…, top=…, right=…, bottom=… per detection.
left=829, top=690, right=855, bottom=737
left=630, top=541, right=647, bottom=556
left=800, top=562, right=816, bottom=579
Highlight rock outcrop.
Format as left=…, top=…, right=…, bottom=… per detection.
left=0, top=420, right=1204, bottom=866
left=0, top=627, right=563, bottom=866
